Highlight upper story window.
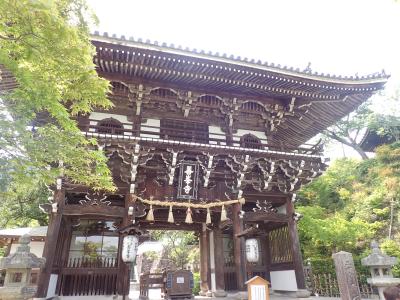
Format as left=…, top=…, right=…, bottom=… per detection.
left=97, top=118, right=124, bottom=135
left=241, top=134, right=262, bottom=149
left=160, top=119, right=209, bottom=143
left=150, top=88, right=178, bottom=98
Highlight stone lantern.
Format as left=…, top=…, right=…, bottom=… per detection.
left=0, top=234, right=45, bottom=300
left=361, top=241, right=400, bottom=300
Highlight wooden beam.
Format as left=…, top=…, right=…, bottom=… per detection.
left=63, top=205, right=126, bottom=217
left=135, top=221, right=202, bottom=231
left=243, top=211, right=289, bottom=223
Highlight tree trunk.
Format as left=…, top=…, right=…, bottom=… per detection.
left=388, top=198, right=394, bottom=239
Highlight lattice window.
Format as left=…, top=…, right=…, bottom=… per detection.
left=150, top=88, right=178, bottom=98
left=197, top=95, right=223, bottom=107
left=97, top=118, right=124, bottom=135
left=160, top=119, right=209, bottom=143
left=241, top=134, right=262, bottom=149
left=269, top=226, right=293, bottom=264
left=240, top=101, right=266, bottom=113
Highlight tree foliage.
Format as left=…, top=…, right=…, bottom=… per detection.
left=298, top=142, right=400, bottom=275
left=0, top=0, right=115, bottom=192
left=151, top=231, right=199, bottom=269
left=323, top=103, right=372, bottom=160
left=0, top=158, right=49, bottom=227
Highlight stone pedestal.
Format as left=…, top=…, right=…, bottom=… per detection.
left=0, top=234, right=45, bottom=300
left=212, top=289, right=227, bottom=297
left=332, top=251, right=361, bottom=300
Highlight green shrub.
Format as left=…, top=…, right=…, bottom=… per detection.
left=192, top=272, right=200, bottom=295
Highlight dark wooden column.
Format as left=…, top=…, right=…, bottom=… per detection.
left=199, top=224, right=210, bottom=295
left=117, top=194, right=131, bottom=297
left=35, top=187, right=65, bottom=298
left=286, top=200, right=306, bottom=290
left=232, top=203, right=246, bottom=291
left=263, top=232, right=271, bottom=282
left=213, top=226, right=226, bottom=293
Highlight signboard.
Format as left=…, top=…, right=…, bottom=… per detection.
left=177, top=162, right=199, bottom=200
left=177, top=277, right=185, bottom=283
left=122, top=235, right=139, bottom=263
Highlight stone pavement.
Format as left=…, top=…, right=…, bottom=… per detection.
left=128, top=288, right=346, bottom=300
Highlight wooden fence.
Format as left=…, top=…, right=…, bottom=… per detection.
left=305, top=271, right=376, bottom=298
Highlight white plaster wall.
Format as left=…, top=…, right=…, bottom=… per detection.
left=270, top=270, right=298, bottom=291
left=209, top=126, right=226, bottom=145
left=276, top=204, right=287, bottom=215
left=233, top=129, right=268, bottom=147
left=140, top=118, right=160, bottom=139
left=10, top=241, right=44, bottom=257
left=88, top=112, right=132, bottom=136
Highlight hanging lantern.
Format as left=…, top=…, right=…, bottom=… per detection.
left=245, top=238, right=259, bottom=263
left=122, top=235, right=139, bottom=263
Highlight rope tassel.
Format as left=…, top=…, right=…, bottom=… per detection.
left=185, top=207, right=193, bottom=224
left=168, top=205, right=174, bottom=223
left=220, top=205, right=227, bottom=222
left=206, top=208, right=211, bottom=224
left=146, top=204, right=154, bottom=221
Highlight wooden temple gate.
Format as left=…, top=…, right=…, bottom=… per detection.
left=31, top=32, right=386, bottom=298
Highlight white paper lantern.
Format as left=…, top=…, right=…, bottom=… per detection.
left=246, top=238, right=259, bottom=263
left=122, top=235, right=139, bottom=263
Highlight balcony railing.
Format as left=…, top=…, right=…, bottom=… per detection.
left=78, top=119, right=323, bottom=156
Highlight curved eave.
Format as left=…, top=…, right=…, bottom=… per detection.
left=91, top=33, right=389, bottom=86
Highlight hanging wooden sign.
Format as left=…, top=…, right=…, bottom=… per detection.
left=177, top=162, right=199, bottom=200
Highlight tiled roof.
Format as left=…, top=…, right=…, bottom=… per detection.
left=92, top=31, right=389, bottom=83
left=0, top=226, right=48, bottom=237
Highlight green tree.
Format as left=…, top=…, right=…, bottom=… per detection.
left=0, top=158, right=49, bottom=227
left=297, top=142, right=400, bottom=273
left=0, top=0, right=115, bottom=192
left=323, top=103, right=372, bottom=160
left=152, top=231, right=199, bottom=269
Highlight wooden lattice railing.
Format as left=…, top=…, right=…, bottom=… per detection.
left=56, top=268, right=118, bottom=296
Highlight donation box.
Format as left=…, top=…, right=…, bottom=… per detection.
left=165, top=270, right=194, bottom=300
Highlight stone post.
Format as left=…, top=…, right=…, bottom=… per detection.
left=332, top=251, right=361, bottom=300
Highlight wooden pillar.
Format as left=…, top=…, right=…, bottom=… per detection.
left=35, top=187, right=65, bottom=298
left=286, top=200, right=306, bottom=290
left=199, top=223, right=210, bottom=296
left=117, top=194, right=131, bottom=298
left=232, top=203, right=246, bottom=291
left=263, top=231, right=271, bottom=283
left=213, top=226, right=227, bottom=296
